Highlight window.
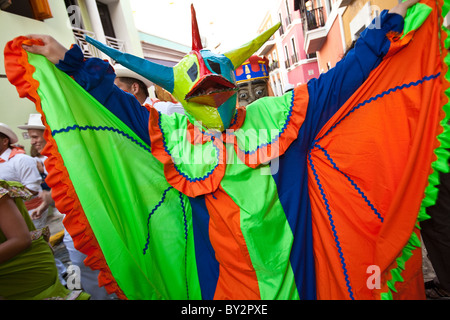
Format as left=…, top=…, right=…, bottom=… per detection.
left=285, top=0, right=292, bottom=25
left=2, top=0, right=52, bottom=20
left=278, top=13, right=284, bottom=35
left=97, top=1, right=115, bottom=38
left=284, top=45, right=290, bottom=68
left=291, top=37, right=298, bottom=64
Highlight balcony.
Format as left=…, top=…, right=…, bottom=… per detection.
left=269, top=60, right=279, bottom=72
left=302, top=7, right=327, bottom=54
left=105, top=36, right=125, bottom=53
left=258, top=34, right=276, bottom=56
left=72, top=27, right=100, bottom=59
left=71, top=27, right=125, bottom=62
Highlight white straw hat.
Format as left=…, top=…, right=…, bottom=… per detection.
left=17, top=113, right=45, bottom=130
left=114, top=64, right=153, bottom=88
left=0, top=122, right=19, bottom=144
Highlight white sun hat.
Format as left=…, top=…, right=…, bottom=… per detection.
left=0, top=122, right=19, bottom=144
left=114, top=64, right=153, bottom=88
left=17, top=113, right=45, bottom=130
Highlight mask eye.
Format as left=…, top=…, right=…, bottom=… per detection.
left=208, top=60, right=221, bottom=74
left=187, top=63, right=198, bottom=82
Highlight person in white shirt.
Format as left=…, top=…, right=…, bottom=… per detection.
left=0, top=123, right=41, bottom=194
left=19, top=114, right=116, bottom=300
left=0, top=123, right=44, bottom=227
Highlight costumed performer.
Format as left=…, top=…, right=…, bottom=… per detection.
left=234, top=55, right=274, bottom=106
left=4, top=0, right=449, bottom=300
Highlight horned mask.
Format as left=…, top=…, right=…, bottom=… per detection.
left=86, top=4, right=279, bottom=132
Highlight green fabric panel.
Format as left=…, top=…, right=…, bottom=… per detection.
left=221, top=144, right=299, bottom=299
left=27, top=53, right=201, bottom=299
left=160, top=114, right=219, bottom=179
left=234, top=92, right=294, bottom=153
left=401, top=3, right=432, bottom=39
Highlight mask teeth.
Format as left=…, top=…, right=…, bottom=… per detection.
left=191, top=4, right=203, bottom=52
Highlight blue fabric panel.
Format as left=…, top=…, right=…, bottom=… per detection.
left=188, top=195, right=220, bottom=300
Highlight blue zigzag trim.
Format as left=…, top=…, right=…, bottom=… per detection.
left=52, top=124, right=151, bottom=153
left=315, top=144, right=384, bottom=223
left=143, top=186, right=173, bottom=255
left=158, top=115, right=220, bottom=183
left=307, top=73, right=441, bottom=299
left=308, top=152, right=354, bottom=300
left=236, top=91, right=295, bottom=156
left=313, top=73, right=441, bottom=145
left=178, top=192, right=190, bottom=300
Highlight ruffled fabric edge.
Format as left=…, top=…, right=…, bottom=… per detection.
left=148, top=106, right=227, bottom=197
left=4, top=36, right=127, bottom=299
left=380, top=0, right=450, bottom=299
left=148, top=86, right=309, bottom=197
left=231, top=85, right=309, bottom=169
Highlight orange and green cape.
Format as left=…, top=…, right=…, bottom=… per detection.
left=3, top=0, right=450, bottom=300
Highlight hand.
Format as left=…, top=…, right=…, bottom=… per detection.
left=32, top=190, right=53, bottom=219
left=389, top=0, right=420, bottom=18
left=21, top=34, right=68, bottom=64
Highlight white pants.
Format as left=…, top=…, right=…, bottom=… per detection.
left=63, top=230, right=116, bottom=300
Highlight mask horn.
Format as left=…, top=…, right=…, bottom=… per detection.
left=224, top=22, right=281, bottom=70
left=85, top=36, right=175, bottom=93
left=191, top=4, right=203, bottom=51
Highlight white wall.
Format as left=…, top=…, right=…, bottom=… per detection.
left=0, top=0, right=74, bottom=152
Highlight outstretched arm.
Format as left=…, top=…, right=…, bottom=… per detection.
left=22, top=35, right=151, bottom=146
left=389, top=0, right=420, bottom=17
left=305, top=0, right=420, bottom=136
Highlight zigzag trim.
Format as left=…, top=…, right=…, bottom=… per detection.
left=307, top=152, right=354, bottom=300
left=315, top=144, right=384, bottom=222
left=158, top=115, right=221, bottom=183
left=179, top=192, right=190, bottom=300
left=143, top=186, right=173, bottom=255
left=235, top=91, right=295, bottom=156
left=52, top=125, right=151, bottom=153
left=314, top=73, right=441, bottom=145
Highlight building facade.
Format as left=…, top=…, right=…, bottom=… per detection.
left=1, top=0, right=76, bottom=152
left=139, top=31, right=190, bottom=68
left=295, top=0, right=346, bottom=73
left=257, top=0, right=319, bottom=96
left=294, top=0, right=405, bottom=73
left=0, top=0, right=186, bottom=152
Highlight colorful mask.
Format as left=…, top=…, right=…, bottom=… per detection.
left=234, top=55, right=270, bottom=107
left=86, top=5, right=279, bottom=132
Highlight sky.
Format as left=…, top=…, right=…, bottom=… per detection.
left=129, top=0, right=277, bottom=53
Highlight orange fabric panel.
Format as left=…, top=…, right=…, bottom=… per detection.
left=309, top=0, right=446, bottom=299
left=205, top=186, right=260, bottom=299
